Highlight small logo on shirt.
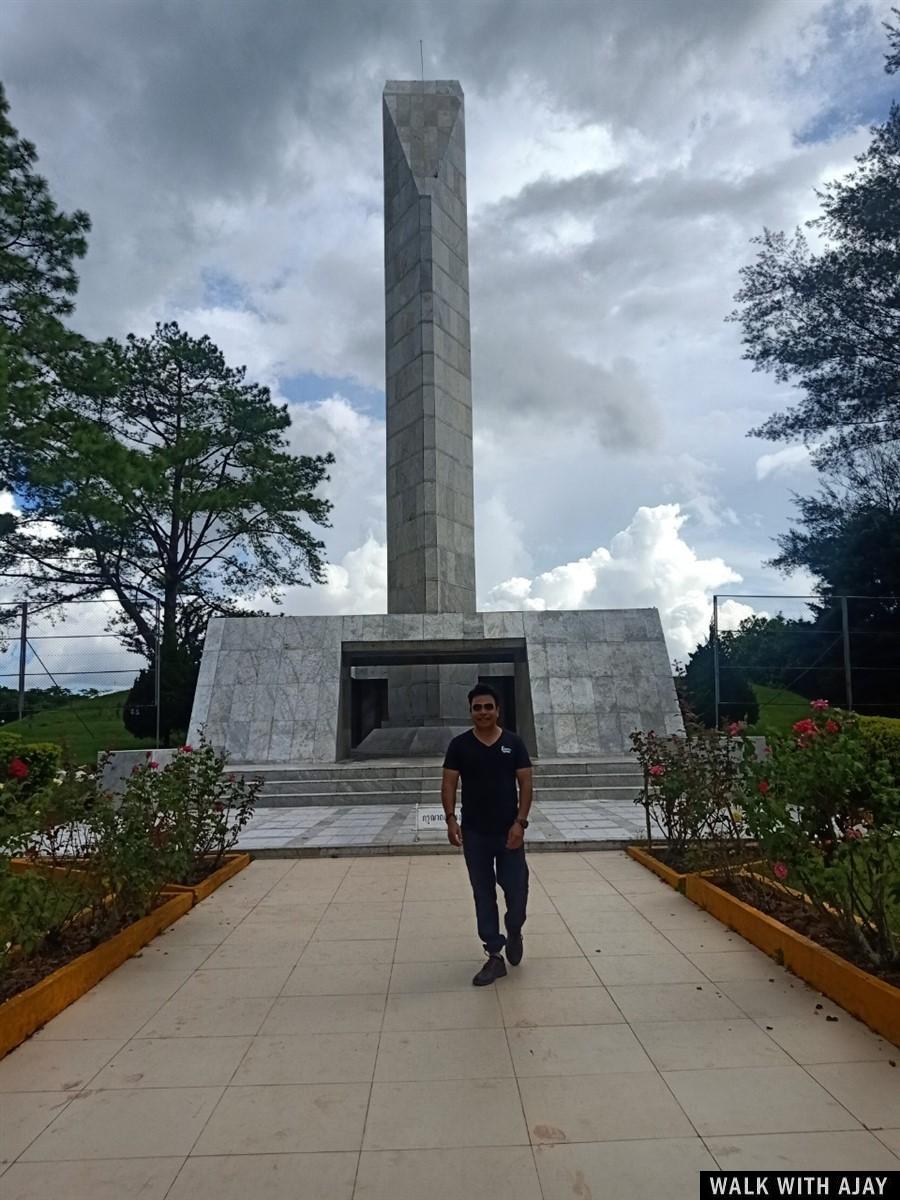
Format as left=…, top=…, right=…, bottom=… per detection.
left=501, top=745, right=512, bottom=754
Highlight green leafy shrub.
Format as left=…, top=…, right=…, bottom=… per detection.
left=0, top=771, right=107, bottom=969
left=858, top=716, right=900, bottom=786
left=738, top=702, right=900, bottom=971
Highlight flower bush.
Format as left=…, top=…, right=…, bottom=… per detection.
left=0, top=740, right=259, bottom=977
left=122, top=742, right=259, bottom=885
left=630, top=727, right=749, bottom=871
left=737, top=702, right=900, bottom=972
left=0, top=733, right=63, bottom=799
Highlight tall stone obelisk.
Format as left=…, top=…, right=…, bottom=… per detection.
left=383, top=81, right=476, bottom=614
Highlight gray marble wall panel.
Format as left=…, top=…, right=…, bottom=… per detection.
left=190, top=608, right=682, bottom=762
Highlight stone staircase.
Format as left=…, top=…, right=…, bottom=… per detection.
left=230, top=756, right=643, bottom=808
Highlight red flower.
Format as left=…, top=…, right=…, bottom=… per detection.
left=757, top=779, right=770, bottom=795
left=792, top=715, right=820, bottom=734
left=181, top=744, right=193, bottom=753
left=648, top=764, right=665, bottom=777
left=810, top=699, right=830, bottom=711
left=825, top=719, right=840, bottom=735
left=773, top=861, right=788, bottom=881
left=844, top=827, right=862, bottom=841
left=148, top=761, right=159, bottom=770
left=8, top=757, right=29, bottom=779
left=726, top=721, right=744, bottom=737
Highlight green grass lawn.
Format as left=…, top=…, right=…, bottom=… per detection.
left=746, top=683, right=815, bottom=736
left=0, top=691, right=157, bottom=766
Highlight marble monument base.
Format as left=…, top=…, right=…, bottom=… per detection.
left=188, top=609, right=683, bottom=764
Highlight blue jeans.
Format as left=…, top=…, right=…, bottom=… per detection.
left=462, top=826, right=529, bottom=955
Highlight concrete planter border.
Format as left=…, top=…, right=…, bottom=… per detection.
left=626, top=844, right=689, bottom=892
left=0, top=892, right=192, bottom=1060
left=12, top=851, right=250, bottom=907
left=162, top=852, right=251, bottom=904
left=627, top=846, right=900, bottom=1046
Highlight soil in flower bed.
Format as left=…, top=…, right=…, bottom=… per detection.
left=0, top=899, right=170, bottom=1006
left=712, top=875, right=900, bottom=989
left=641, top=844, right=760, bottom=875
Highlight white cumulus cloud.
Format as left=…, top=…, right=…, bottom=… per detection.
left=483, top=503, right=746, bottom=660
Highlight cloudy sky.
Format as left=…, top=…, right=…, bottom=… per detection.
left=1, top=0, right=897, bottom=668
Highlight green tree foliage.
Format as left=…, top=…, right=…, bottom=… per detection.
left=771, top=445, right=900, bottom=600
left=730, top=49, right=900, bottom=468
left=0, top=81, right=108, bottom=503
left=1, top=321, right=335, bottom=739
left=680, top=632, right=759, bottom=729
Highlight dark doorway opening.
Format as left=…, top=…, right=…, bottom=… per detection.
left=478, top=674, right=517, bottom=733
left=351, top=677, right=389, bottom=749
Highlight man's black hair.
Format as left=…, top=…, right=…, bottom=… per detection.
left=468, top=683, right=500, bottom=707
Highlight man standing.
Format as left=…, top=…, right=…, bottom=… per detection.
left=441, top=683, right=534, bottom=986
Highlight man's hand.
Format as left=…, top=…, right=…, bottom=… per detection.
left=447, top=815, right=463, bottom=848
left=506, top=820, right=524, bottom=850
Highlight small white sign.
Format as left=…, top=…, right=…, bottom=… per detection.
left=416, top=804, right=446, bottom=831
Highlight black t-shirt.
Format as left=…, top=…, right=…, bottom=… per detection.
left=442, top=728, right=532, bottom=834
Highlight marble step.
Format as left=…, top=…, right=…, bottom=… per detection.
left=254, top=784, right=643, bottom=808
left=257, top=771, right=641, bottom=796
left=232, top=758, right=638, bottom=784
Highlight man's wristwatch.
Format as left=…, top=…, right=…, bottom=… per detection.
left=513, top=818, right=529, bottom=829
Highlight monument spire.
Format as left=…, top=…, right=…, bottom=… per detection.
left=383, top=80, right=476, bottom=614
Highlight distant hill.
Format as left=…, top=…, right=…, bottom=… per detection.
left=746, top=683, right=814, bottom=735
left=0, top=690, right=157, bottom=765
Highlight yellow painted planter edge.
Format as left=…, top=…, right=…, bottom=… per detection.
left=626, top=844, right=689, bottom=892
left=684, top=872, right=900, bottom=1047
left=0, top=891, right=192, bottom=1060
left=162, top=852, right=251, bottom=904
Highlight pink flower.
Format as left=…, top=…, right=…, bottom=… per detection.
left=758, top=779, right=770, bottom=795
left=811, top=699, right=830, bottom=711
left=844, top=827, right=862, bottom=841
left=727, top=722, right=743, bottom=737
left=181, top=744, right=193, bottom=753
left=825, top=719, right=840, bottom=735
left=649, top=764, right=665, bottom=777
left=773, top=861, right=788, bottom=881
left=148, top=761, right=159, bottom=770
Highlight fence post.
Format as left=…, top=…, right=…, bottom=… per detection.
left=154, top=599, right=162, bottom=746
left=17, top=601, right=27, bottom=720
left=712, top=594, right=720, bottom=730
left=840, top=595, right=853, bottom=712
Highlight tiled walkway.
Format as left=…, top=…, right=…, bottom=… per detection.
left=1, top=853, right=898, bottom=1200
left=238, top=800, right=645, bottom=852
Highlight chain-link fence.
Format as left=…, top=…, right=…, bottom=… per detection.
left=0, top=598, right=161, bottom=750
left=712, top=593, right=900, bottom=728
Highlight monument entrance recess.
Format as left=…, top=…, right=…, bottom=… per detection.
left=189, top=82, right=682, bottom=767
